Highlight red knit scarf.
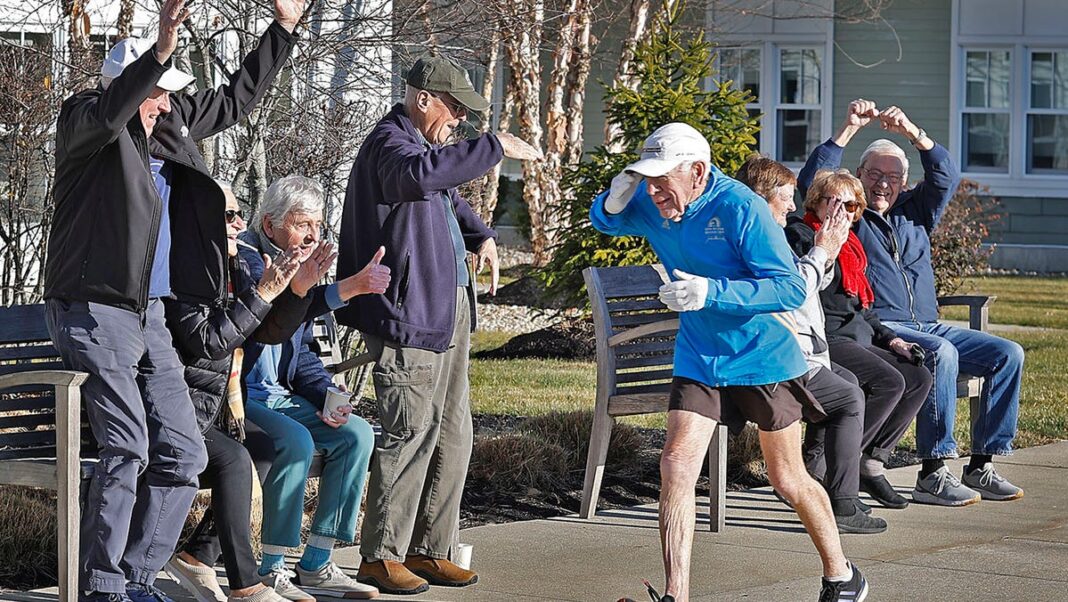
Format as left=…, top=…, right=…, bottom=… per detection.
left=804, top=211, right=874, bottom=308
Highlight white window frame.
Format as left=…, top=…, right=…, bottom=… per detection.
left=1025, top=48, right=1068, bottom=175
left=959, top=47, right=1014, bottom=174
left=950, top=0, right=1068, bottom=197
left=712, top=37, right=834, bottom=167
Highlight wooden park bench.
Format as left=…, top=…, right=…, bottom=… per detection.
left=578, top=264, right=993, bottom=533
left=0, top=303, right=373, bottom=600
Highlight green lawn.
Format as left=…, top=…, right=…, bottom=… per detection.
left=469, top=313, right=1068, bottom=449
left=940, top=275, right=1068, bottom=329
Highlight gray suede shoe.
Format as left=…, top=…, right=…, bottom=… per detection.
left=912, top=466, right=981, bottom=506
left=962, top=463, right=1024, bottom=501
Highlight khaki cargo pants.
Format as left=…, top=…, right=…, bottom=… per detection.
left=359, top=287, right=473, bottom=562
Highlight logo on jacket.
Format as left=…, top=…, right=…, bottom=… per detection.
left=180, top=125, right=189, bottom=138
left=704, top=217, right=725, bottom=240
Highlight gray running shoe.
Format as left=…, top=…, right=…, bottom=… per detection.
left=260, top=568, right=316, bottom=602
left=962, top=462, right=1024, bottom=501
left=912, top=466, right=981, bottom=506
left=294, top=562, right=379, bottom=599
left=164, top=555, right=226, bottom=602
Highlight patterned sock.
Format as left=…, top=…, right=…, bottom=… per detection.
left=258, top=545, right=287, bottom=576
left=299, top=535, right=335, bottom=572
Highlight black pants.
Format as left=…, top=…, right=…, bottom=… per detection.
left=829, top=339, right=933, bottom=464
left=183, top=421, right=276, bottom=589
left=803, top=364, right=865, bottom=502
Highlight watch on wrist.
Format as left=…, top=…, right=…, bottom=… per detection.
left=909, top=127, right=928, bottom=145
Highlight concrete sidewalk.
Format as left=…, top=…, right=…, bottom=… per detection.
left=8, top=441, right=1067, bottom=602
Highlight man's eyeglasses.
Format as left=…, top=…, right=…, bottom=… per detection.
left=224, top=209, right=244, bottom=224
left=861, top=168, right=904, bottom=185
left=430, top=92, right=466, bottom=117
left=819, top=196, right=861, bottom=212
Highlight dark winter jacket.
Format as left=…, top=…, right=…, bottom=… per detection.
left=785, top=217, right=897, bottom=350
left=163, top=255, right=308, bottom=433
left=335, top=104, right=499, bottom=352
left=238, top=231, right=338, bottom=411
left=797, top=140, right=961, bottom=324
left=44, top=22, right=297, bottom=311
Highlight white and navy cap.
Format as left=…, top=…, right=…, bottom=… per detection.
left=624, top=122, right=712, bottom=177
left=100, top=37, right=195, bottom=91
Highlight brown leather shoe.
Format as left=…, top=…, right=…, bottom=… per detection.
left=403, top=555, right=478, bottom=587
left=355, top=559, right=429, bottom=595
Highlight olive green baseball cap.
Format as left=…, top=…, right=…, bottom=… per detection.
left=406, top=55, right=489, bottom=112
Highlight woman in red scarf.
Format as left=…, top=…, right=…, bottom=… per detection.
left=785, top=169, right=932, bottom=512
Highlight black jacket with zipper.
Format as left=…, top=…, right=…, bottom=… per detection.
left=44, top=22, right=296, bottom=311
left=784, top=216, right=897, bottom=350
left=163, top=255, right=314, bottom=434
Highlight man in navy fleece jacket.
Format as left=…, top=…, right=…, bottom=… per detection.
left=798, top=100, right=1024, bottom=509
left=336, top=55, right=540, bottom=595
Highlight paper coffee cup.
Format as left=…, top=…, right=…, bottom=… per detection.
left=455, top=543, right=473, bottom=570
left=324, top=386, right=353, bottom=418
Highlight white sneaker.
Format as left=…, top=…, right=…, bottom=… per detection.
left=227, top=586, right=288, bottom=602
left=912, top=466, right=981, bottom=506
left=260, top=568, right=316, bottom=602
left=294, top=562, right=380, bottom=599
left=164, top=554, right=226, bottom=602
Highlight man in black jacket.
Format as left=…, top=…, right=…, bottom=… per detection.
left=42, top=1, right=304, bottom=600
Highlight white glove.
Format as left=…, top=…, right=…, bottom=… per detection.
left=658, top=269, right=709, bottom=312
left=604, top=170, right=641, bottom=214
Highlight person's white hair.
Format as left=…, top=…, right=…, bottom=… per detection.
left=252, top=175, right=324, bottom=235
left=859, top=138, right=910, bottom=175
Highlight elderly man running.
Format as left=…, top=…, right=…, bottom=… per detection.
left=591, top=124, right=868, bottom=602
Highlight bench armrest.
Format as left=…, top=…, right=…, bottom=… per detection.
left=0, top=369, right=88, bottom=390
left=937, top=295, right=996, bottom=332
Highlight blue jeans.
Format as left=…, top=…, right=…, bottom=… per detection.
left=882, top=320, right=1023, bottom=459
left=246, top=394, right=375, bottom=547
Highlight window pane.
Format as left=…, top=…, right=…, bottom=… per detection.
left=1031, top=51, right=1068, bottom=109
left=780, top=49, right=820, bottom=105
left=965, top=50, right=1010, bottom=109
left=962, top=112, right=1010, bottom=171
left=777, top=109, right=821, bottom=162
left=719, top=48, right=761, bottom=100
left=1028, top=114, right=1068, bottom=173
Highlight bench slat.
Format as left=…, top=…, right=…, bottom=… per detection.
left=606, top=297, right=670, bottom=313
left=0, top=428, right=60, bottom=448
left=616, top=368, right=675, bottom=384
left=615, top=339, right=676, bottom=357
left=0, top=393, right=56, bottom=412
left=607, top=393, right=671, bottom=416
left=0, top=361, right=66, bottom=377
left=610, top=311, right=678, bottom=329
left=596, top=265, right=668, bottom=299
left=615, top=382, right=672, bottom=396
left=616, top=353, right=674, bottom=370
left=0, top=411, right=56, bottom=431
left=0, top=445, right=59, bottom=462
left=0, top=344, right=61, bottom=362
left=0, top=304, right=50, bottom=344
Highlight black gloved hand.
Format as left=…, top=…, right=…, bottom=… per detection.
left=908, top=343, right=926, bottom=366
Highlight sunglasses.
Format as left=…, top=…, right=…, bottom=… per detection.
left=819, top=196, right=861, bottom=212
left=224, top=209, right=244, bottom=223
left=861, top=168, right=904, bottom=185
left=430, top=92, right=466, bottom=117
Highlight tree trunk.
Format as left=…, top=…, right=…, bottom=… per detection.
left=472, top=35, right=502, bottom=225
left=603, top=0, right=655, bottom=151
left=503, top=0, right=548, bottom=264
left=117, top=0, right=135, bottom=40
left=63, top=0, right=94, bottom=83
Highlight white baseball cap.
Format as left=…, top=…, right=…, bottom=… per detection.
left=624, top=122, right=712, bottom=177
left=100, top=37, right=195, bottom=92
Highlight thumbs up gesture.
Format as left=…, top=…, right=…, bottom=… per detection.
left=338, top=246, right=391, bottom=301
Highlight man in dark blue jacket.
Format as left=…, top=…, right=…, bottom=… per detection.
left=799, top=100, right=1024, bottom=508
left=336, top=55, right=540, bottom=595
